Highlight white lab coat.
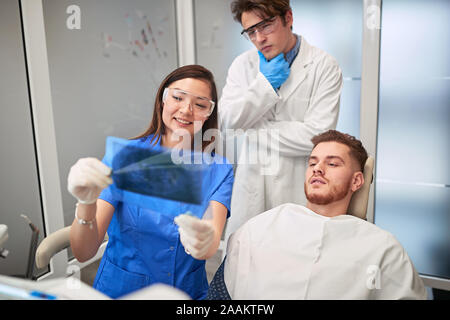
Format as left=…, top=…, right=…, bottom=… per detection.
left=224, top=203, right=427, bottom=300
left=219, top=36, right=343, bottom=239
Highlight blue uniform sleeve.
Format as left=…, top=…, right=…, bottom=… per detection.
left=98, top=185, right=119, bottom=208
left=98, top=154, right=119, bottom=208
left=209, top=162, right=234, bottom=218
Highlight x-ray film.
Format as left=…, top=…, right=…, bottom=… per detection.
left=104, top=136, right=208, bottom=206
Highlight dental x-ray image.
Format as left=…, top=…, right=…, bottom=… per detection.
left=105, top=136, right=208, bottom=207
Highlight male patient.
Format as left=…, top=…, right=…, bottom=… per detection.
left=207, top=130, right=427, bottom=299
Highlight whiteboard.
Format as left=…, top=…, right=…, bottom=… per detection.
left=42, top=0, right=179, bottom=228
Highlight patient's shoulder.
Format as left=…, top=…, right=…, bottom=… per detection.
left=352, top=218, right=407, bottom=253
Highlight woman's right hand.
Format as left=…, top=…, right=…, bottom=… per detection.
left=67, top=157, right=113, bottom=204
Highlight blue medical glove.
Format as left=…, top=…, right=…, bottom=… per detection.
left=258, top=51, right=290, bottom=90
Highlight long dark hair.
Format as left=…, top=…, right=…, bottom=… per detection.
left=132, top=65, right=218, bottom=151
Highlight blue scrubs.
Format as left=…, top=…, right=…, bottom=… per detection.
left=93, top=135, right=234, bottom=299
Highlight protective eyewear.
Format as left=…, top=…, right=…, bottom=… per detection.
left=241, top=16, right=278, bottom=41
left=163, top=87, right=215, bottom=117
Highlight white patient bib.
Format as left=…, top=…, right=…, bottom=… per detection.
left=224, top=203, right=427, bottom=300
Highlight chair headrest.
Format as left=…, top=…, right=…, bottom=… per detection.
left=347, top=156, right=375, bottom=220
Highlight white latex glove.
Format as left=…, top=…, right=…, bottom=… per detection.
left=174, top=214, right=214, bottom=260
left=67, top=157, right=113, bottom=204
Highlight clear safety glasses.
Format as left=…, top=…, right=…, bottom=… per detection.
left=163, top=87, right=215, bottom=118
left=241, top=16, right=279, bottom=41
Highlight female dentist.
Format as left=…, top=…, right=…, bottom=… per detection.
left=67, top=65, right=234, bottom=299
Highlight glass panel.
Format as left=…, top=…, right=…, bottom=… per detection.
left=42, top=0, right=178, bottom=232
left=194, top=0, right=362, bottom=137
left=375, top=0, right=450, bottom=279
left=290, top=0, right=362, bottom=137
left=194, top=0, right=253, bottom=95
left=0, top=0, right=47, bottom=277
left=336, top=79, right=361, bottom=137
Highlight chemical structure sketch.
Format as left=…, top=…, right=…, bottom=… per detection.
left=97, top=10, right=175, bottom=137
left=101, top=10, right=169, bottom=62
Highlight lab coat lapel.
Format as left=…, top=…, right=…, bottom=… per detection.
left=278, top=36, right=315, bottom=101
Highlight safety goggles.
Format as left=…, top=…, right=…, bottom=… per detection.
left=241, top=16, right=278, bottom=41
left=163, top=87, right=215, bottom=117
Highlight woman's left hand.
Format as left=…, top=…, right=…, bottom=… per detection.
left=175, top=214, right=214, bottom=260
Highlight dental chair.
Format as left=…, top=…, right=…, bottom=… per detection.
left=347, top=156, right=375, bottom=220
left=6, top=219, right=188, bottom=300
left=35, top=226, right=71, bottom=270
left=35, top=225, right=108, bottom=270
